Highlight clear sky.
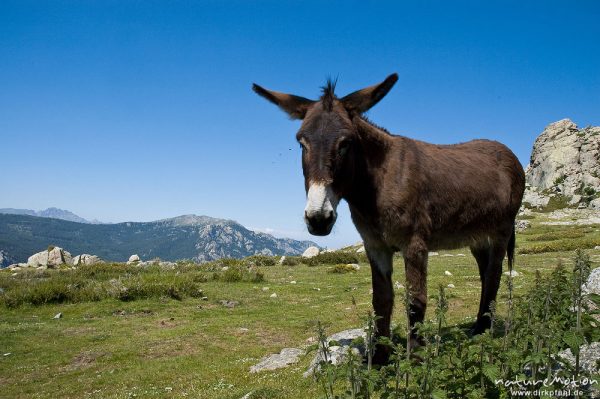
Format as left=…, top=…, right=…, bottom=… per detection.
left=1, top=1, right=599, bottom=248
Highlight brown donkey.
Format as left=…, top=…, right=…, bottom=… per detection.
left=253, top=74, right=525, bottom=363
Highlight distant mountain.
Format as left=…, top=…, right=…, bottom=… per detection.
left=0, top=213, right=317, bottom=267
left=0, top=207, right=96, bottom=224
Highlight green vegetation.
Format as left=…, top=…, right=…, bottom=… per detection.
left=539, top=194, right=571, bottom=212
left=0, top=214, right=599, bottom=398
left=310, top=250, right=600, bottom=398
left=328, top=264, right=359, bottom=274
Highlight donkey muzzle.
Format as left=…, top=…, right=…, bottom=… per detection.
left=304, top=183, right=339, bottom=236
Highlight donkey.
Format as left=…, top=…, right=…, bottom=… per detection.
left=253, top=74, right=525, bottom=363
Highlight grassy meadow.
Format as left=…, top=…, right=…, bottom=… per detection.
left=1, top=213, right=599, bottom=398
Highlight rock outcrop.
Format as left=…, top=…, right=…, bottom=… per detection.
left=27, top=247, right=73, bottom=268
left=72, top=254, right=102, bottom=266
left=524, top=119, right=600, bottom=209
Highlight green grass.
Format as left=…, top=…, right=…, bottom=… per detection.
left=0, top=214, right=599, bottom=398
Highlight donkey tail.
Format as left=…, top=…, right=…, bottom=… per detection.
left=507, top=225, right=516, bottom=272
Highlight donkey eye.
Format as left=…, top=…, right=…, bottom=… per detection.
left=338, top=141, right=350, bottom=156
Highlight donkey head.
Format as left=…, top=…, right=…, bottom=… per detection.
left=252, top=73, right=398, bottom=236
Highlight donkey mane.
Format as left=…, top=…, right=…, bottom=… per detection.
left=320, top=77, right=337, bottom=111
left=359, top=115, right=392, bottom=135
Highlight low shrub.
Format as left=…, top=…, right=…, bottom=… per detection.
left=328, top=264, right=359, bottom=274
left=0, top=263, right=207, bottom=308
left=303, top=251, right=360, bottom=266
left=518, top=237, right=600, bottom=254
left=244, top=255, right=277, bottom=266
left=281, top=256, right=301, bottom=266
left=213, top=265, right=264, bottom=283
left=529, top=230, right=585, bottom=242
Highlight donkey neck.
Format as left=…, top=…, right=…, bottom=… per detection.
left=343, top=117, right=392, bottom=216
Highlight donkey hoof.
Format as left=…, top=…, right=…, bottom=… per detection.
left=371, top=346, right=391, bottom=366
left=470, top=318, right=491, bottom=336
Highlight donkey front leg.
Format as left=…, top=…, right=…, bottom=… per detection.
left=365, top=245, right=394, bottom=365
left=403, top=236, right=428, bottom=350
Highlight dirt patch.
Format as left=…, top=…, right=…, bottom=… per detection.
left=158, top=317, right=178, bottom=328
left=141, top=335, right=206, bottom=359
left=63, top=326, right=97, bottom=336
left=65, top=351, right=109, bottom=371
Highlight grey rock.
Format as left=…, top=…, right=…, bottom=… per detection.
left=525, top=119, right=600, bottom=206
left=583, top=267, right=600, bottom=296
left=590, top=197, right=600, bottom=210
left=557, top=342, right=600, bottom=374
left=304, top=328, right=366, bottom=377
left=250, top=347, right=304, bottom=373
left=73, top=254, right=102, bottom=266
left=27, top=247, right=72, bottom=268
left=127, top=254, right=140, bottom=264
left=302, top=246, right=320, bottom=258
left=515, top=220, right=531, bottom=232
left=219, top=300, right=239, bottom=308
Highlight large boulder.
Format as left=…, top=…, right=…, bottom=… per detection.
left=304, top=328, right=366, bottom=377
left=302, top=246, right=320, bottom=258
left=27, top=247, right=72, bottom=268
left=73, top=254, right=102, bottom=266
left=127, top=254, right=140, bottom=264
left=525, top=119, right=600, bottom=207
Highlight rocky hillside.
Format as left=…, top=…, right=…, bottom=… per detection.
left=523, top=119, right=600, bottom=210
left=0, top=214, right=316, bottom=267
left=0, top=207, right=98, bottom=224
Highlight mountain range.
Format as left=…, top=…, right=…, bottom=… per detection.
left=0, top=211, right=316, bottom=267
left=0, top=207, right=101, bottom=224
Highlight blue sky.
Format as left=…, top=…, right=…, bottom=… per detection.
left=1, top=1, right=599, bottom=248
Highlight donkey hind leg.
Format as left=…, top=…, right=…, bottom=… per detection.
left=403, top=236, right=428, bottom=351
left=366, top=245, right=394, bottom=365
left=470, top=242, right=506, bottom=335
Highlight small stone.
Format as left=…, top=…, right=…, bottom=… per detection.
left=347, top=263, right=360, bottom=271
left=219, top=300, right=239, bottom=308
left=270, top=293, right=278, bottom=298
left=447, top=284, right=455, bottom=288
left=444, top=271, right=452, bottom=276
left=53, top=312, right=63, bottom=319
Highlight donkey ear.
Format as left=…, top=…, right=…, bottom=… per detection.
left=340, top=73, right=398, bottom=114
left=252, top=84, right=315, bottom=120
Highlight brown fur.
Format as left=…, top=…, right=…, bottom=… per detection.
left=253, top=74, right=525, bottom=363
